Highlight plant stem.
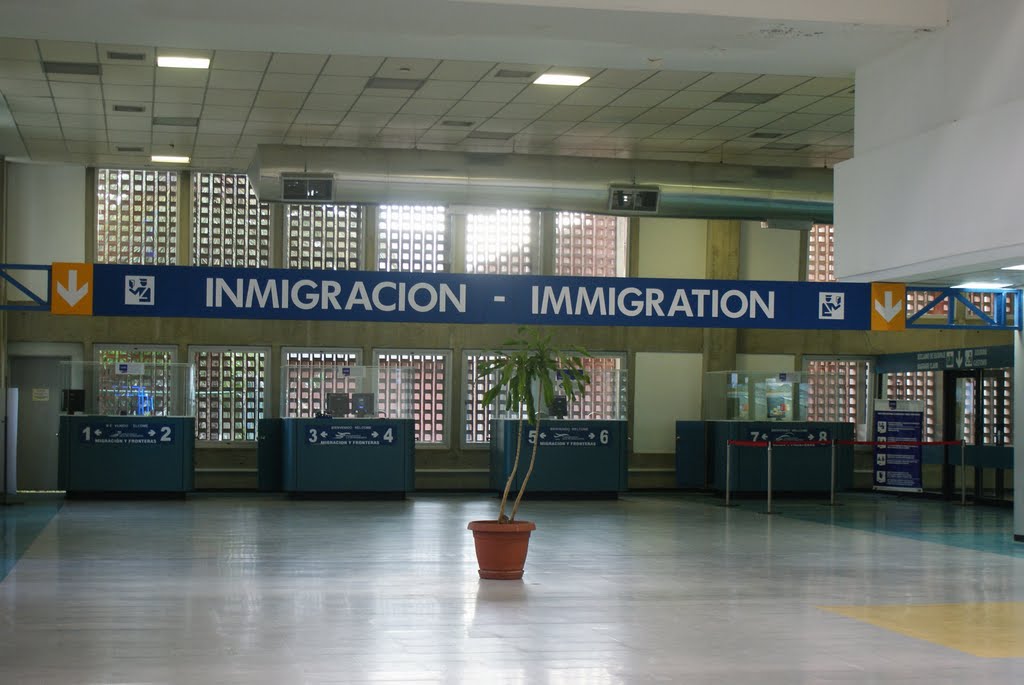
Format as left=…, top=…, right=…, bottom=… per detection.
left=497, top=416, right=524, bottom=523
left=509, top=416, right=541, bottom=522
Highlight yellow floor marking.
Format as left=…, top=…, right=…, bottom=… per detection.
left=820, top=602, right=1024, bottom=658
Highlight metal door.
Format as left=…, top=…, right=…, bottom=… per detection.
left=9, top=356, right=66, bottom=491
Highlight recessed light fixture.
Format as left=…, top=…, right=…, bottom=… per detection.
left=533, top=73, right=590, bottom=87
left=953, top=281, right=1010, bottom=289
left=151, top=155, right=190, bottom=164
left=157, top=56, right=210, bottom=69
left=1001, top=264, right=1024, bottom=270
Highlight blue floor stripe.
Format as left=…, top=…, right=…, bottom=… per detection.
left=0, top=502, right=62, bottom=582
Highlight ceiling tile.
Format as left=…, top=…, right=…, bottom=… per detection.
left=204, top=89, right=257, bottom=107
left=820, top=132, right=855, bottom=146
left=609, top=89, right=674, bottom=108
left=322, top=55, right=384, bottom=76
left=687, top=73, right=760, bottom=91
left=630, top=108, right=691, bottom=125
left=775, top=130, right=841, bottom=144
left=98, top=45, right=154, bottom=65
left=195, top=133, right=243, bottom=146
left=512, top=85, right=572, bottom=105
left=463, top=82, right=525, bottom=102
left=735, top=75, right=813, bottom=94
left=37, top=40, right=96, bottom=62
left=475, top=118, right=530, bottom=133
left=303, top=93, right=358, bottom=110
left=260, top=73, right=316, bottom=92
left=418, top=129, right=468, bottom=144
left=238, top=133, right=287, bottom=145
left=102, top=84, right=153, bottom=101
left=150, top=131, right=196, bottom=147
left=431, top=60, right=494, bottom=81
left=445, top=100, right=504, bottom=117
left=350, top=95, right=407, bottom=113
left=247, top=107, right=297, bottom=123
left=0, top=38, right=38, bottom=60
left=520, top=120, right=575, bottom=135
left=495, top=102, right=551, bottom=119
left=155, top=68, right=209, bottom=88
left=55, top=98, right=104, bottom=115
left=197, top=119, right=245, bottom=134
left=66, top=139, right=108, bottom=153
left=787, top=77, right=854, bottom=96
left=413, top=80, right=474, bottom=100
left=283, top=135, right=329, bottom=146
left=678, top=109, right=743, bottom=126
left=5, top=96, right=55, bottom=113
left=50, top=82, right=101, bottom=99
left=18, top=126, right=62, bottom=139
left=243, top=120, right=290, bottom=135
left=268, top=53, right=327, bottom=74
left=539, top=104, right=601, bottom=121
left=376, top=57, right=441, bottom=80
left=202, top=105, right=252, bottom=121
left=23, top=137, right=66, bottom=150
left=211, top=50, right=271, bottom=72
left=380, top=113, right=438, bottom=130
left=342, top=111, right=392, bottom=127
left=254, top=91, right=307, bottom=108
left=559, top=87, right=625, bottom=107
left=650, top=124, right=712, bottom=139
left=659, top=91, right=720, bottom=108
left=400, top=98, right=454, bottom=116
left=768, top=112, right=831, bottom=129
left=798, top=96, right=854, bottom=115
left=0, top=78, right=51, bottom=96
left=106, top=114, right=155, bottom=131
left=293, top=110, right=343, bottom=125
left=101, top=64, right=154, bottom=85
left=106, top=129, right=152, bottom=143
left=638, top=71, right=709, bottom=90
left=287, top=123, right=337, bottom=137
left=207, top=70, right=264, bottom=90
left=612, top=123, right=668, bottom=138
left=586, top=106, right=646, bottom=123
left=810, top=114, right=854, bottom=132
left=752, top=94, right=822, bottom=112
left=312, top=75, right=368, bottom=95
left=723, top=110, right=783, bottom=127
left=154, top=102, right=203, bottom=118
left=585, top=69, right=656, bottom=89
left=59, top=111, right=105, bottom=127
left=154, top=86, right=206, bottom=104
left=0, top=59, right=45, bottom=80
left=691, top=126, right=755, bottom=140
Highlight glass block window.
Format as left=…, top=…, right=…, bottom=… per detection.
left=192, top=172, right=270, bottom=267
left=463, top=352, right=501, bottom=446
left=95, top=169, right=179, bottom=264
left=982, top=369, right=1013, bottom=446
left=94, top=345, right=177, bottom=416
left=192, top=347, right=267, bottom=442
left=884, top=371, right=940, bottom=440
left=568, top=356, right=625, bottom=420
left=554, top=212, right=628, bottom=277
left=282, top=349, right=361, bottom=418
left=465, top=208, right=535, bottom=274
left=806, top=223, right=835, bottom=282
left=285, top=204, right=363, bottom=270
left=377, top=205, right=448, bottom=272
left=376, top=350, right=449, bottom=445
left=805, top=359, right=872, bottom=439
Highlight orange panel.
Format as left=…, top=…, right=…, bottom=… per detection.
left=870, top=282, right=906, bottom=331
left=50, top=262, right=93, bottom=316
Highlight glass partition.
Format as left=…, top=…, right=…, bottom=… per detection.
left=280, top=364, right=415, bottom=419
left=60, top=360, right=195, bottom=417
left=704, top=370, right=847, bottom=422
left=491, top=367, right=628, bottom=421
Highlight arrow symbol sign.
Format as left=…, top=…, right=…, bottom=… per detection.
left=874, top=291, right=903, bottom=322
left=956, top=352, right=964, bottom=367
left=57, top=269, right=89, bottom=306
left=588, top=433, right=595, bottom=439
left=320, top=431, right=328, bottom=437
left=148, top=430, right=156, bottom=436
left=371, top=431, right=379, bottom=438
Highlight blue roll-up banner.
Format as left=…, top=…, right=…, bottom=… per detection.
left=90, top=264, right=873, bottom=330
left=872, top=399, right=924, bottom=492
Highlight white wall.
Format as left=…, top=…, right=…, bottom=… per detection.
left=633, top=352, right=702, bottom=453
left=835, top=0, right=1024, bottom=282
left=636, top=218, right=707, bottom=278
left=738, top=221, right=800, bottom=281
left=5, top=163, right=86, bottom=295
left=735, top=354, right=796, bottom=372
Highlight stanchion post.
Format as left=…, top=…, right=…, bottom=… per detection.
left=961, top=439, right=966, bottom=506
left=830, top=439, right=837, bottom=506
left=766, top=440, right=773, bottom=514
left=725, top=441, right=732, bottom=508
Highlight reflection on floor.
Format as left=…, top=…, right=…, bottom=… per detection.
left=1, top=492, right=1023, bottom=683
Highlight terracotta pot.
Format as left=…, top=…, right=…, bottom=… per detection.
left=467, top=520, right=537, bottom=579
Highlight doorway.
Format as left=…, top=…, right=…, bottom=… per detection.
left=942, top=368, right=1012, bottom=503
left=9, top=356, right=67, bottom=491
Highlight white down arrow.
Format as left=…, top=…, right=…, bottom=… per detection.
left=57, top=269, right=89, bottom=306
left=874, top=291, right=903, bottom=322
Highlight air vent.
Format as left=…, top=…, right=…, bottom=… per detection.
left=608, top=185, right=660, bottom=214
left=282, top=176, right=334, bottom=203
left=762, top=142, right=809, bottom=151
left=113, top=104, right=146, bottom=113
left=467, top=130, right=514, bottom=140
left=749, top=131, right=785, bottom=139
left=495, top=69, right=536, bottom=79
left=441, top=120, right=475, bottom=127
left=43, top=61, right=101, bottom=76
left=152, top=116, right=199, bottom=127
left=116, top=146, right=144, bottom=152
left=715, top=92, right=777, bottom=105
left=365, top=77, right=425, bottom=91
left=107, top=51, right=146, bottom=61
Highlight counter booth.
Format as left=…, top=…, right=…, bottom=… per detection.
left=489, top=365, right=628, bottom=495
left=278, top=364, right=415, bottom=496
left=677, top=370, right=855, bottom=495
left=58, top=359, right=196, bottom=495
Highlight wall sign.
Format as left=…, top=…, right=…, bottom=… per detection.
left=52, top=262, right=877, bottom=331
left=303, top=422, right=398, bottom=447
left=78, top=421, right=176, bottom=445
left=875, top=345, right=1014, bottom=373
left=872, top=399, right=924, bottom=493
left=528, top=423, right=615, bottom=448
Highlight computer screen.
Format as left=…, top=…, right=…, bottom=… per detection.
left=549, top=395, right=568, bottom=419
left=351, top=392, right=374, bottom=417
left=325, top=392, right=350, bottom=417
left=62, top=389, right=85, bottom=415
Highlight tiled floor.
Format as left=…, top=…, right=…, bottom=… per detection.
left=2, top=493, right=1024, bottom=683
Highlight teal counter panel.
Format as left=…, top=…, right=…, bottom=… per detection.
left=489, top=419, right=627, bottom=494
left=282, top=418, right=415, bottom=493
left=58, top=416, right=195, bottom=493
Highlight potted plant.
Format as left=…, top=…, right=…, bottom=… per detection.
left=468, top=327, right=591, bottom=579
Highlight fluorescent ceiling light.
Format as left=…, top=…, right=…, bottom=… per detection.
left=533, top=73, right=590, bottom=86
left=157, top=56, right=210, bottom=69
left=151, top=155, right=190, bottom=164
left=1000, top=264, right=1024, bottom=270
left=953, top=281, right=1010, bottom=289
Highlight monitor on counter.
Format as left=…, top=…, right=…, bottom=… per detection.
left=351, top=392, right=374, bottom=417
left=549, top=395, right=568, bottom=419
left=62, top=389, right=85, bottom=415
left=325, top=392, right=350, bottom=417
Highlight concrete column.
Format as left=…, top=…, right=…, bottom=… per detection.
left=1015, top=329, right=1024, bottom=540
left=703, top=220, right=740, bottom=374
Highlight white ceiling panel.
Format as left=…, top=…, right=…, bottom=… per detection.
left=260, top=73, right=317, bottom=93
left=558, top=87, right=626, bottom=107
left=247, top=107, right=298, bottom=123
left=254, top=91, right=307, bottom=109
left=267, top=53, right=328, bottom=74
left=207, top=70, right=263, bottom=90
left=211, top=50, right=271, bottom=72
left=101, top=65, right=155, bottom=85
left=462, top=82, right=525, bottom=103
left=37, top=40, right=96, bottom=62
left=377, top=57, right=441, bottom=79
left=203, top=89, right=257, bottom=107
left=321, top=55, right=385, bottom=76
left=154, top=86, right=206, bottom=104
left=431, top=60, right=494, bottom=81
left=0, top=59, right=46, bottom=80
left=5, top=96, right=55, bottom=113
